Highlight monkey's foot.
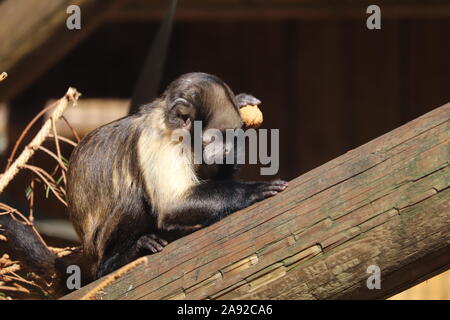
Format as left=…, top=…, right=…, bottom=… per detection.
left=137, top=234, right=169, bottom=254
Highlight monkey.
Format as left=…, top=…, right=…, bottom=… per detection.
left=0, top=72, right=288, bottom=292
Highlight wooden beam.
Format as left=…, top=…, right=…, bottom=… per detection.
left=62, top=103, right=450, bottom=300
left=0, top=0, right=126, bottom=102
left=110, top=0, right=450, bottom=22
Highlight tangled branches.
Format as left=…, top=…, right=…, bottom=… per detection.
left=0, top=87, right=81, bottom=299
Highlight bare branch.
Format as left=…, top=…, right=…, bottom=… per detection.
left=0, top=87, right=80, bottom=194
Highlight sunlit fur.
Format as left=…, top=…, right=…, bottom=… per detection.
left=66, top=72, right=286, bottom=281
left=67, top=100, right=200, bottom=275
left=1, top=73, right=287, bottom=291
left=136, top=107, right=199, bottom=227
left=66, top=73, right=243, bottom=278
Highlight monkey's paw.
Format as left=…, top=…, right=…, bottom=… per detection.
left=137, top=234, right=169, bottom=254
left=251, top=179, right=288, bottom=202
left=236, top=93, right=261, bottom=107
left=236, top=93, right=263, bottom=128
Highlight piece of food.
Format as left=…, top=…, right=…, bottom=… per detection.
left=240, top=104, right=263, bottom=128
left=0, top=72, right=7, bottom=82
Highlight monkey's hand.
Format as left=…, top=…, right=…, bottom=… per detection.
left=248, top=179, right=289, bottom=203
left=136, top=234, right=169, bottom=254
left=236, top=93, right=261, bottom=108
left=236, top=93, right=263, bottom=128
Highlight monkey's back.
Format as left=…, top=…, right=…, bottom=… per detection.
left=66, top=114, right=151, bottom=259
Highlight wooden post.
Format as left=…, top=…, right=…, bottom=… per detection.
left=63, top=103, right=449, bottom=300
left=0, top=0, right=125, bottom=102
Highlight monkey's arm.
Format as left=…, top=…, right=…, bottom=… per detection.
left=160, top=180, right=287, bottom=232
left=97, top=180, right=285, bottom=276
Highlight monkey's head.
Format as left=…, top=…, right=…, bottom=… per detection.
left=162, top=72, right=244, bottom=165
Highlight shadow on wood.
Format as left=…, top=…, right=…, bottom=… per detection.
left=63, top=103, right=449, bottom=300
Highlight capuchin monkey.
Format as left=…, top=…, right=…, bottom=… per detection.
left=0, top=72, right=288, bottom=289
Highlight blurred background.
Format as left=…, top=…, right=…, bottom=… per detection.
left=0, top=0, right=448, bottom=299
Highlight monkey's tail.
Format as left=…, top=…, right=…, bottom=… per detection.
left=0, top=215, right=56, bottom=279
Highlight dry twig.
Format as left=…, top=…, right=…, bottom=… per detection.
left=0, top=88, right=80, bottom=193
left=0, top=87, right=81, bottom=299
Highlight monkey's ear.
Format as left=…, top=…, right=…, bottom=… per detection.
left=167, top=98, right=194, bottom=129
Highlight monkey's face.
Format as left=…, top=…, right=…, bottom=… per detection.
left=164, top=73, right=243, bottom=165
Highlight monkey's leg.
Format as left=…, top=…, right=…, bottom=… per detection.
left=161, top=179, right=288, bottom=232
left=97, top=234, right=168, bottom=278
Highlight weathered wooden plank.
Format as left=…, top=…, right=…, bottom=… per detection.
left=62, top=103, right=449, bottom=300
left=246, top=190, right=450, bottom=300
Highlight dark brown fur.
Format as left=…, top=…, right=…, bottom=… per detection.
left=2, top=73, right=288, bottom=292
